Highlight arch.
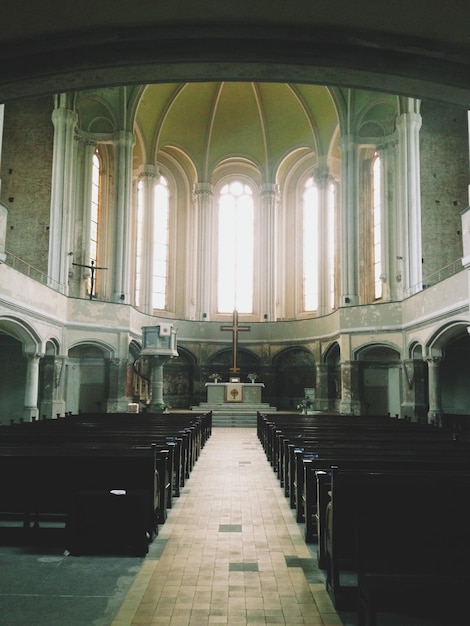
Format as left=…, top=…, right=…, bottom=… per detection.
left=272, top=346, right=315, bottom=409
left=356, top=343, right=401, bottom=416
left=0, top=316, right=42, bottom=354
left=208, top=347, right=260, bottom=374
left=425, top=320, right=470, bottom=356
left=355, top=342, right=401, bottom=361
left=67, top=340, right=114, bottom=359
left=1, top=16, right=468, bottom=108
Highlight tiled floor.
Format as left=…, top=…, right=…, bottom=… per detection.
left=111, top=427, right=342, bottom=626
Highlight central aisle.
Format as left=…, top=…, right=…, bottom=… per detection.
left=111, top=428, right=343, bottom=626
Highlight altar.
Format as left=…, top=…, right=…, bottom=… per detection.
left=205, top=382, right=265, bottom=404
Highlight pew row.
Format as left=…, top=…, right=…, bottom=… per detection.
left=0, top=411, right=212, bottom=555
left=325, top=467, right=470, bottom=618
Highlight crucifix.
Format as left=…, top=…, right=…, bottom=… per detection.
left=72, top=259, right=108, bottom=300
left=220, top=310, right=250, bottom=373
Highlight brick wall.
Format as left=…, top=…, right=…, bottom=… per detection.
left=1, top=97, right=53, bottom=274
left=420, top=101, right=468, bottom=281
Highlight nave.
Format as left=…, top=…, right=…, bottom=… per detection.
left=1, top=427, right=466, bottom=626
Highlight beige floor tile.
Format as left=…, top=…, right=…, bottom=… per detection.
left=111, top=427, right=341, bottom=626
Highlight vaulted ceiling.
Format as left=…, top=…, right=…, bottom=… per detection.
left=0, top=1, right=468, bottom=107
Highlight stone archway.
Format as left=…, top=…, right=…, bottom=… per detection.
left=273, top=347, right=315, bottom=410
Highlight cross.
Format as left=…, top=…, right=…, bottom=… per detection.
left=220, top=310, right=250, bottom=373
left=72, top=260, right=108, bottom=300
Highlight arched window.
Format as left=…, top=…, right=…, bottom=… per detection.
left=153, top=176, right=170, bottom=310
left=135, top=179, right=144, bottom=307
left=88, top=151, right=100, bottom=298
left=134, top=172, right=172, bottom=313
left=217, top=180, right=254, bottom=313
left=372, top=154, right=383, bottom=300
left=303, top=177, right=319, bottom=311
left=327, top=182, right=336, bottom=310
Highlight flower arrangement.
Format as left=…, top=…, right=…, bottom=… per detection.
left=247, top=373, right=258, bottom=382
left=296, top=397, right=314, bottom=411
left=209, top=373, right=222, bottom=382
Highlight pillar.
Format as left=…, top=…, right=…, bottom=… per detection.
left=112, top=130, right=135, bottom=303
left=339, top=360, right=362, bottom=415
left=426, top=356, right=443, bottom=425
left=39, top=355, right=67, bottom=418
left=148, top=356, right=171, bottom=412
left=259, top=183, right=279, bottom=321
left=0, top=104, right=5, bottom=264
left=23, top=353, right=42, bottom=421
left=313, top=163, right=332, bottom=315
left=400, top=359, right=427, bottom=422
left=104, top=357, right=132, bottom=413
left=193, top=182, right=213, bottom=320
left=314, top=362, right=330, bottom=411
left=396, top=99, right=423, bottom=296
left=339, top=135, right=359, bottom=306
left=48, top=95, right=77, bottom=293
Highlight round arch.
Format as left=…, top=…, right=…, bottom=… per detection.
left=272, top=346, right=315, bottom=410
left=0, top=316, right=42, bottom=354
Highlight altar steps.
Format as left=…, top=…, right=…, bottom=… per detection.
left=191, top=403, right=277, bottom=427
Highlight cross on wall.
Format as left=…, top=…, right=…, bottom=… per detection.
left=220, top=310, right=251, bottom=373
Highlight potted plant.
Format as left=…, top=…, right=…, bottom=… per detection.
left=296, top=397, right=314, bottom=414
left=209, top=373, right=222, bottom=383
left=247, top=373, right=258, bottom=383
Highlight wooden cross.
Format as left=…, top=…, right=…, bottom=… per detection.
left=72, top=259, right=108, bottom=300
left=220, top=310, right=250, bottom=373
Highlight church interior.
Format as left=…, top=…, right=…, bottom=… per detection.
left=0, top=1, right=470, bottom=625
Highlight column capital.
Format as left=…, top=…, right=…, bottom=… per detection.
left=192, top=182, right=213, bottom=200
left=139, top=164, right=159, bottom=180
left=260, top=182, right=280, bottom=198
left=312, top=164, right=331, bottom=188
left=423, top=355, right=443, bottom=364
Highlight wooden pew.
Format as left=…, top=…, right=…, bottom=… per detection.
left=0, top=443, right=162, bottom=552
left=0, top=411, right=212, bottom=554
left=325, top=467, right=470, bottom=615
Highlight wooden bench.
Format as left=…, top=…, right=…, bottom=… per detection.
left=0, top=411, right=212, bottom=554
left=325, top=467, right=470, bottom=611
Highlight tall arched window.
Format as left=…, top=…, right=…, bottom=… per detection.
left=372, top=154, right=383, bottom=300
left=88, top=151, right=100, bottom=298
left=327, top=182, right=336, bottom=310
left=217, top=180, right=254, bottom=313
left=303, top=177, right=319, bottom=311
left=135, top=179, right=144, bottom=307
left=153, top=176, right=170, bottom=310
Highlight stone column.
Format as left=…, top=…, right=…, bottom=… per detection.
left=0, top=201, right=7, bottom=264
left=104, top=357, right=132, bottom=413
left=396, top=99, right=422, bottom=296
left=39, top=355, right=67, bottom=418
left=400, top=359, right=427, bottom=422
left=259, top=183, right=279, bottom=321
left=139, top=167, right=158, bottom=313
left=313, top=163, right=331, bottom=315
left=0, top=104, right=5, bottom=264
left=314, top=362, right=329, bottom=411
left=112, top=130, right=135, bottom=303
left=339, top=135, right=359, bottom=306
left=425, top=356, right=443, bottom=425
left=339, top=360, right=362, bottom=415
left=148, top=355, right=171, bottom=412
left=48, top=95, right=77, bottom=293
left=24, top=353, right=43, bottom=421
left=193, top=182, right=213, bottom=320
